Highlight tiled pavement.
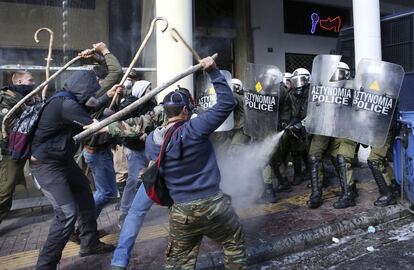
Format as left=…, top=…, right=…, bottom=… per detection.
left=0, top=165, right=391, bottom=270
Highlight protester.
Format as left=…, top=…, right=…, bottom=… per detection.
left=29, top=71, right=117, bottom=269
left=80, top=42, right=123, bottom=218
left=145, top=56, right=246, bottom=269
left=113, top=80, right=157, bottom=227
left=0, top=71, right=35, bottom=223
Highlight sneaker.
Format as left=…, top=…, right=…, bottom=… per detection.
left=79, top=241, right=115, bottom=257
left=69, top=230, right=80, bottom=245
left=118, top=213, right=127, bottom=229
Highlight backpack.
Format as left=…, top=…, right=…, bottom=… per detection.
left=8, top=91, right=76, bottom=160
left=141, top=121, right=184, bottom=207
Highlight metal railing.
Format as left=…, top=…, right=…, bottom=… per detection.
left=0, top=65, right=156, bottom=72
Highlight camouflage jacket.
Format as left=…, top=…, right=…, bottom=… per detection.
left=107, top=104, right=166, bottom=149
left=0, top=87, right=24, bottom=149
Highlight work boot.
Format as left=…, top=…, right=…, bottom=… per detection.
left=111, top=266, right=126, bottom=270
left=292, top=153, right=303, bottom=185
left=70, top=229, right=108, bottom=245
left=307, top=156, right=323, bottom=208
left=79, top=240, right=115, bottom=257
left=257, top=183, right=277, bottom=204
left=276, top=177, right=292, bottom=192
left=368, top=160, right=397, bottom=207
left=333, top=155, right=356, bottom=209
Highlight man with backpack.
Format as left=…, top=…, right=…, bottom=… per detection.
left=29, top=71, right=117, bottom=269
left=0, top=71, right=35, bottom=223
left=145, top=56, right=246, bottom=269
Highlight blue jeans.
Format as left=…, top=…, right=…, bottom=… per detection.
left=120, top=148, right=147, bottom=215
left=83, top=148, right=118, bottom=217
left=111, top=184, right=153, bottom=268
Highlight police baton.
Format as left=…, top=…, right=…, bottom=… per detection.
left=74, top=53, right=218, bottom=142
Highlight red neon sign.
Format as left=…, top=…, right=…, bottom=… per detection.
left=310, top=13, right=342, bottom=34
left=319, top=16, right=342, bottom=32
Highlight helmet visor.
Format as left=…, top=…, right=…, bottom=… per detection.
left=330, top=69, right=350, bottom=81
left=291, top=75, right=308, bottom=88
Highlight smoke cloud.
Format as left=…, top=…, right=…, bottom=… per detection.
left=217, top=131, right=285, bottom=208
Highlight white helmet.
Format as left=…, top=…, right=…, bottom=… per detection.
left=291, top=68, right=310, bottom=89
left=231, top=78, right=243, bottom=93
left=330, top=62, right=351, bottom=81
left=282, top=72, right=292, bottom=85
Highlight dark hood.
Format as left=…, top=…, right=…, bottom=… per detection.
left=63, top=70, right=100, bottom=104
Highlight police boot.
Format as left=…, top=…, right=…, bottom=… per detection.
left=333, top=155, right=356, bottom=209
left=292, top=153, right=303, bottom=186
left=277, top=177, right=292, bottom=192
left=257, top=183, right=277, bottom=204
left=307, top=156, right=323, bottom=208
left=391, top=181, right=401, bottom=198
left=368, top=160, right=397, bottom=207
left=274, top=165, right=292, bottom=192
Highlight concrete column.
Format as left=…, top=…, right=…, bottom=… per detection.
left=234, top=0, right=253, bottom=82
left=352, top=0, right=382, bottom=161
left=353, top=0, right=382, bottom=66
left=155, top=0, right=193, bottom=102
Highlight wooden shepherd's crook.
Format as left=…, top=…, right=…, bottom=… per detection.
left=170, top=28, right=201, bottom=61
left=74, top=53, right=219, bottom=142
left=34, top=27, right=54, bottom=100
left=108, top=17, right=169, bottom=109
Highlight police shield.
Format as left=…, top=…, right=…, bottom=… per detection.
left=244, top=63, right=281, bottom=140
left=196, top=70, right=234, bottom=132
left=349, top=59, right=404, bottom=147
left=305, top=54, right=353, bottom=137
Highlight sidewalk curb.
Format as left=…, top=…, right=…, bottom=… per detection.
left=197, top=204, right=409, bottom=269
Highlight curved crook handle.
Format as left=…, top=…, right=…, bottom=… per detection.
left=108, top=17, right=169, bottom=109
left=34, top=27, right=54, bottom=100
left=170, top=28, right=201, bottom=61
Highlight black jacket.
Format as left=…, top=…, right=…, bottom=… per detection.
left=32, top=71, right=107, bottom=162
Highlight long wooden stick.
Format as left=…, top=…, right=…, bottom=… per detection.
left=2, top=53, right=90, bottom=138
left=170, top=28, right=201, bottom=61
left=108, top=17, right=168, bottom=109
left=74, top=53, right=218, bottom=142
left=34, top=27, right=54, bottom=100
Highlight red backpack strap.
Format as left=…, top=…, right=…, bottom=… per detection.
left=157, top=121, right=185, bottom=167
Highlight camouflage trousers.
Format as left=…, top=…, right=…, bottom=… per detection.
left=166, top=192, right=247, bottom=269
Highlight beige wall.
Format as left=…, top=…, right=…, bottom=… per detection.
left=0, top=1, right=109, bottom=50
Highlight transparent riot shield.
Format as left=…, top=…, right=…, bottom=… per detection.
left=305, top=54, right=353, bottom=137
left=196, top=70, right=234, bottom=132
left=244, top=63, right=281, bottom=140
left=349, top=59, right=405, bottom=147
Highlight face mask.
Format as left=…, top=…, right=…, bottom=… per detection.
left=123, top=79, right=133, bottom=90
left=13, top=84, right=35, bottom=96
